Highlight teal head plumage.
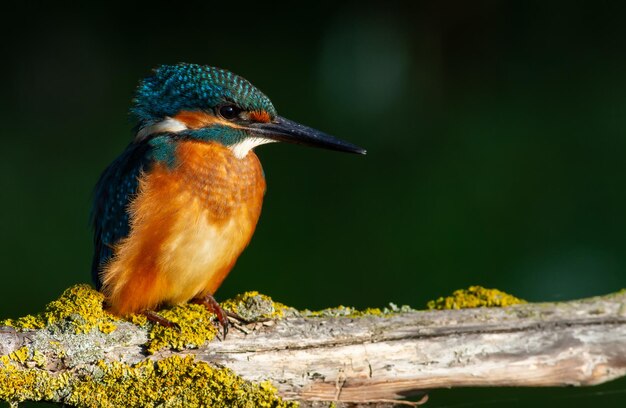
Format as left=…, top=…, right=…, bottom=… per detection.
left=131, top=64, right=276, bottom=126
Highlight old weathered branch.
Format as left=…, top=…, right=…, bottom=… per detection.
left=2, top=290, right=626, bottom=406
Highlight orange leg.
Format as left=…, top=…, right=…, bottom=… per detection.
left=143, top=310, right=179, bottom=330
left=191, top=294, right=230, bottom=338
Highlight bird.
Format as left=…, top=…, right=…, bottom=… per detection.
left=91, top=63, right=365, bottom=331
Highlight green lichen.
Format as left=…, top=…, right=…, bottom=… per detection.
left=1, top=284, right=119, bottom=334
left=609, top=288, right=626, bottom=296
left=427, top=285, right=526, bottom=310
left=302, top=305, right=383, bottom=318
left=31, top=350, right=46, bottom=368
left=1, top=354, right=295, bottom=407
left=301, top=301, right=414, bottom=318
left=221, top=291, right=293, bottom=320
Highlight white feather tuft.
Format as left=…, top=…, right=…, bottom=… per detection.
left=135, top=117, right=188, bottom=141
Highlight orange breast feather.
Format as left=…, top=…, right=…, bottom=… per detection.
left=101, top=141, right=265, bottom=315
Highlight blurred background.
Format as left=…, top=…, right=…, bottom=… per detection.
left=2, top=1, right=626, bottom=406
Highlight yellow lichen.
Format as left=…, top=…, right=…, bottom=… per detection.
left=1, top=355, right=294, bottom=407
left=0, top=357, right=72, bottom=405
left=97, top=321, right=118, bottom=335
left=144, top=291, right=296, bottom=354
left=427, top=286, right=526, bottom=310
left=142, top=303, right=218, bottom=354
left=1, top=284, right=119, bottom=334
left=3, top=314, right=45, bottom=330
left=4, top=347, right=47, bottom=371
left=0, top=355, right=11, bottom=367
left=3, top=284, right=478, bottom=406
left=0, top=285, right=275, bottom=356
left=8, top=347, right=29, bottom=364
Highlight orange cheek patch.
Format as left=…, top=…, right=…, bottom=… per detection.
left=174, top=111, right=220, bottom=129
left=173, top=110, right=246, bottom=131
left=249, top=110, right=271, bottom=123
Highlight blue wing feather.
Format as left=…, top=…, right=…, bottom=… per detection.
left=91, top=141, right=154, bottom=290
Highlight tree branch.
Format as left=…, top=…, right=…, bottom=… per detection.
left=1, top=289, right=626, bottom=407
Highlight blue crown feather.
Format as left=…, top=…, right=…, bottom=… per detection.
left=131, top=63, right=277, bottom=124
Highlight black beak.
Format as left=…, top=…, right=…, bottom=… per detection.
left=246, top=116, right=366, bottom=155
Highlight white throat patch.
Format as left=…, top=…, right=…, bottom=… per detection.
left=229, top=137, right=276, bottom=159
left=135, top=117, right=188, bottom=141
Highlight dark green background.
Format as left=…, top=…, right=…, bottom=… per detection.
left=2, top=1, right=626, bottom=407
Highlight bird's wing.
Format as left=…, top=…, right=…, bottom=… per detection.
left=91, top=141, right=154, bottom=290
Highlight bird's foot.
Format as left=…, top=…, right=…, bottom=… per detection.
left=191, top=294, right=231, bottom=339
left=143, top=310, right=180, bottom=330
left=224, top=310, right=252, bottom=324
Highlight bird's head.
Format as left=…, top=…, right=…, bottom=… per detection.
left=131, top=63, right=365, bottom=158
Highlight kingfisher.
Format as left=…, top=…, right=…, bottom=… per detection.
left=91, top=63, right=365, bottom=330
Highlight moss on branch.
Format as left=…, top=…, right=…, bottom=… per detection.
left=0, top=284, right=525, bottom=407
left=426, top=285, right=526, bottom=310
left=0, top=285, right=297, bottom=407
left=0, top=352, right=294, bottom=408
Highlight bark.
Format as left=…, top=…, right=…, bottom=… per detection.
left=1, top=291, right=626, bottom=407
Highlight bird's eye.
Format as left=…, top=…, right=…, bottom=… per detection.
left=218, top=105, right=242, bottom=120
